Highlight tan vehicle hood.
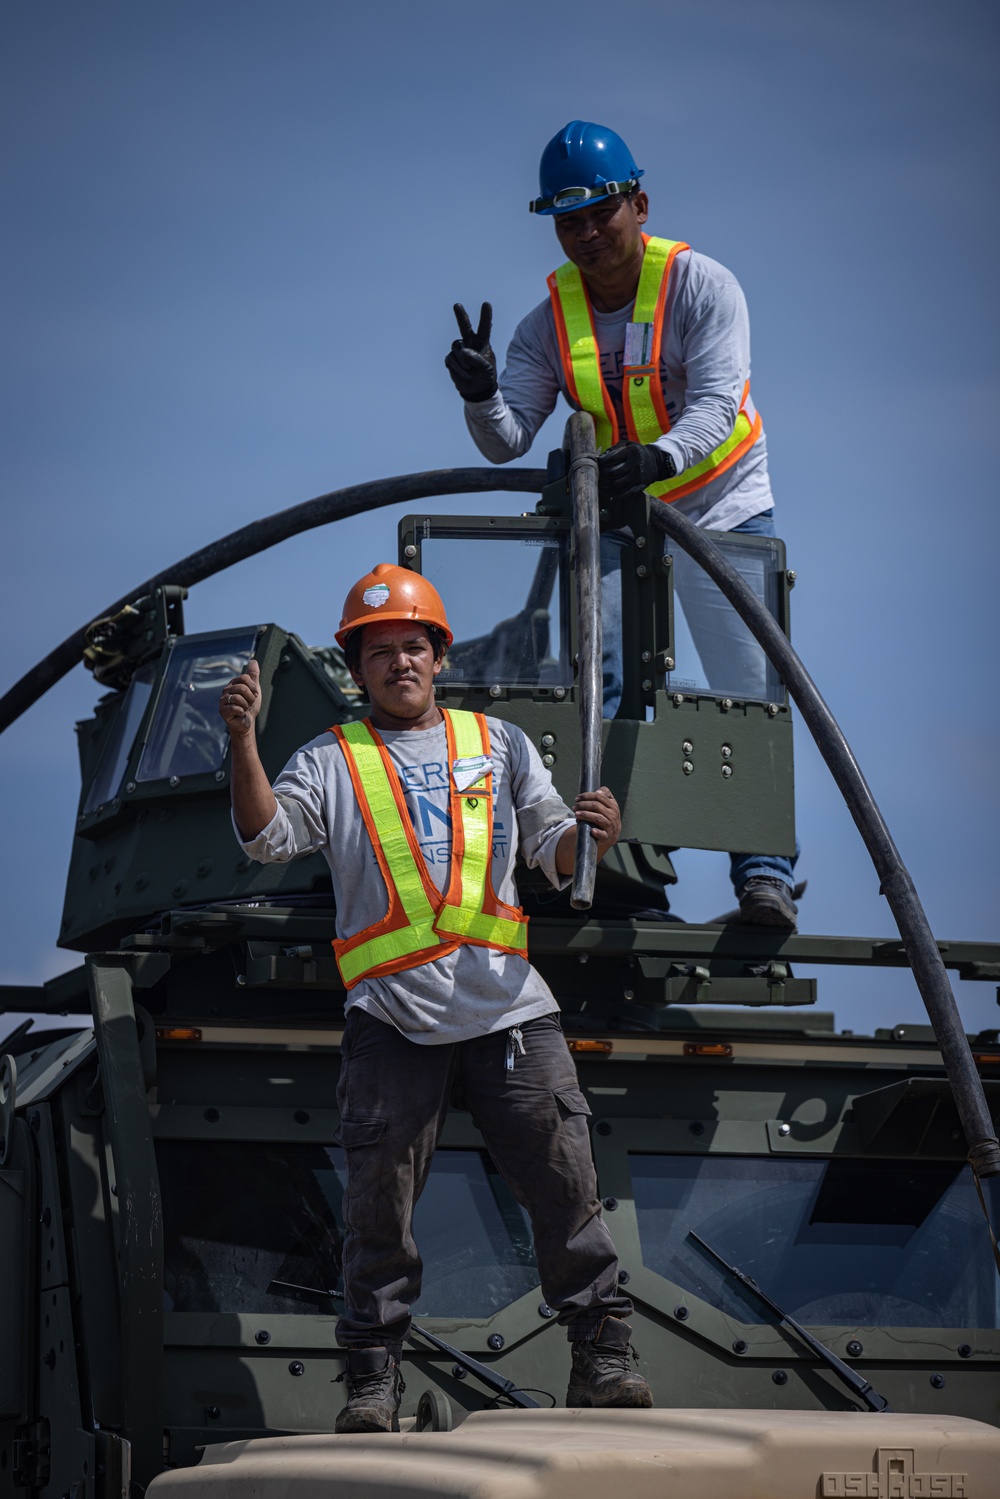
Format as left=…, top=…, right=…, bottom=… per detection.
left=148, top=1407, right=999, bottom=1498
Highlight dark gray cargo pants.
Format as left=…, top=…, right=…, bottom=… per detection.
left=334, top=1008, right=632, bottom=1354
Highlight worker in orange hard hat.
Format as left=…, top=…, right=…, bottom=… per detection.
left=335, top=563, right=454, bottom=650
left=218, top=564, right=652, bottom=1432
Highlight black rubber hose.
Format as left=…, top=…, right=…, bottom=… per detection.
left=0, top=467, right=546, bottom=736
left=649, top=496, right=1000, bottom=1180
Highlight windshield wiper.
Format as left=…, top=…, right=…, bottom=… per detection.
left=689, top=1231, right=891, bottom=1413
left=408, top=1322, right=540, bottom=1409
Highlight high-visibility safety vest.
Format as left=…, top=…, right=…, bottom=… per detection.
left=329, top=709, right=528, bottom=989
left=547, top=234, right=764, bottom=502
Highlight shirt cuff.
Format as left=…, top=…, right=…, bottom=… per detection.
left=233, top=801, right=289, bottom=860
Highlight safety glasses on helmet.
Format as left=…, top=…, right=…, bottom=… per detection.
left=529, top=178, right=640, bottom=214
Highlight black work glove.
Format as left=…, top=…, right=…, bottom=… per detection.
left=597, top=440, right=677, bottom=499
left=445, top=302, right=498, bottom=402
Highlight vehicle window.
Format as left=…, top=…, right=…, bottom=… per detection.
left=631, top=1154, right=1000, bottom=1328
left=136, top=630, right=257, bottom=783
left=666, top=533, right=784, bottom=703
left=83, top=665, right=155, bottom=812
left=419, top=535, right=570, bottom=688
left=158, top=1140, right=537, bottom=1317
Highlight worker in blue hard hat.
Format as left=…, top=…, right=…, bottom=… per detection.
left=445, top=120, right=799, bottom=931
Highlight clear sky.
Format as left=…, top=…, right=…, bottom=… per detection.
left=2, top=0, right=998, bottom=1040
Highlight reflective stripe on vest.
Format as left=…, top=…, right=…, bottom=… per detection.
left=547, top=234, right=763, bottom=502
left=330, top=710, right=528, bottom=989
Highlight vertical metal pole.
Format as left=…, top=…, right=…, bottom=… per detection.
left=567, top=413, right=603, bottom=910
left=87, top=957, right=163, bottom=1492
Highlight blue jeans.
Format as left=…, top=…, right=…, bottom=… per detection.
left=600, top=510, right=797, bottom=894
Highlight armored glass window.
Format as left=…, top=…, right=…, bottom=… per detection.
left=83, top=665, right=155, bottom=813
left=665, top=533, right=784, bottom=703
left=631, top=1154, right=1000, bottom=1329
left=159, top=1140, right=536, bottom=1317
left=419, top=534, right=571, bottom=688
left=136, top=630, right=257, bottom=784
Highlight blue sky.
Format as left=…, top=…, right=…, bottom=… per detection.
left=2, top=0, right=998, bottom=1039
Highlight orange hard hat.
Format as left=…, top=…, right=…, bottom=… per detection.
left=335, top=563, right=454, bottom=649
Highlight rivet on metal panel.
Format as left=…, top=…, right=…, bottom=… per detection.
left=641, top=679, right=653, bottom=692
left=542, top=753, right=555, bottom=768
left=553, top=687, right=566, bottom=700
left=772, top=1370, right=788, bottom=1385
left=767, top=703, right=780, bottom=717
left=720, top=744, right=732, bottom=758
left=540, top=734, right=555, bottom=748
left=602, top=1197, right=618, bottom=1211
left=538, top=1302, right=555, bottom=1318
left=721, top=765, right=733, bottom=779
left=488, top=1334, right=505, bottom=1351
left=673, top=693, right=684, bottom=706
left=682, top=740, right=694, bottom=754
left=489, top=685, right=502, bottom=698
left=777, top=1122, right=791, bottom=1136
left=682, top=761, right=694, bottom=775
left=635, top=565, right=648, bottom=578
left=663, top=656, right=675, bottom=670
left=404, top=544, right=417, bottom=559
left=674, top=1306, right=689, bottom=1321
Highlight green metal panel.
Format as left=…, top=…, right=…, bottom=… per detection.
left=61, top=628, right=350, bottom=951
left=399, top=510, right=795, bottom=855
left=0, top=1127, right=32, bottom=1415
left=88, top=957, right=164, bottom=1492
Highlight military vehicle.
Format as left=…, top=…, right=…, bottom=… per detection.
left=1, top=415, right=998, bottom=1498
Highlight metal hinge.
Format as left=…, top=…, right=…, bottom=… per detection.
left=12, top=1418, right=51, bottom=1489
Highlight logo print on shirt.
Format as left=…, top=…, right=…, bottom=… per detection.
left=394, top=758, right=506, bottom=866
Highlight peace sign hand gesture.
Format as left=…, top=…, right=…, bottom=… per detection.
left=445, top=301, right=498, bottom=402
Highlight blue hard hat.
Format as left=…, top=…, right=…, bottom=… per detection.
left=530, top=121, right=644, bottom=216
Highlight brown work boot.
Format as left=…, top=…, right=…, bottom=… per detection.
left=566, top=1317, right=653, bottom=1408
left=335, top=1347, right=405, bottom=1433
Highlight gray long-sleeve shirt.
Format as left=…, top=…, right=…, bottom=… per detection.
left=237, top=715, right=576, bottom=1045
left=465, top=247, right=775, bottom=533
